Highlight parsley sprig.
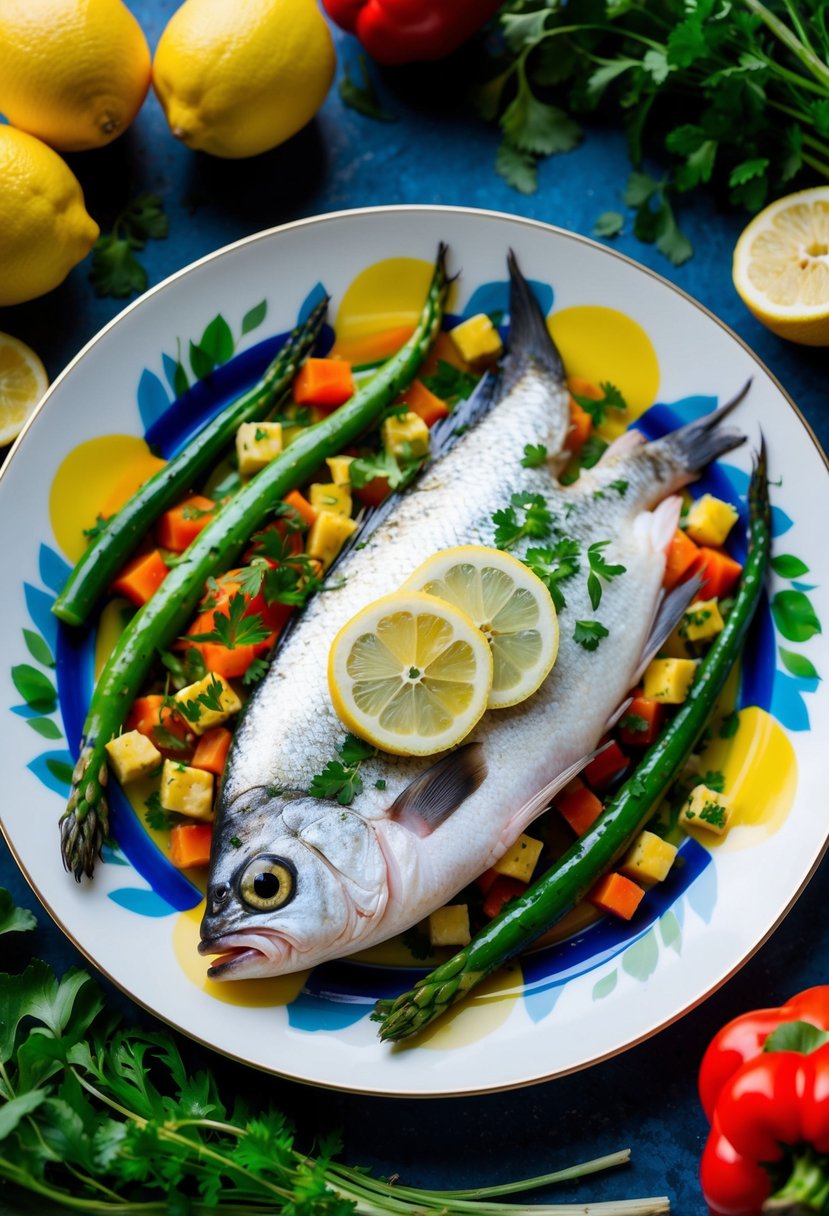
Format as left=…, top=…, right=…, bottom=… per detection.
left=571, top=383, right=627, bottom=426
left=482, top=0, right=829, bottom=264
left=523, top=539, right=581, bottom=611
left=309, top=734, right=377, bottom=805
left=187, top=595, right=272, bottom=650
left=573, top=619, right=610, bottom=651
left=175, top=674, right=228, bottom=725
left=493, top=491, right=553, bottom=549
left=90, top=194, right=168, bottom=298
left=586, top=540, right=626, bottom=610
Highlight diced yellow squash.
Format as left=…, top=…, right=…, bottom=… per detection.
left=620, top=830, right=678, bottom=886
left=326, top=455, right=354, bottom=485
left=309, top=481, right=352, bottom=517
left=236, top=421, right=283, bottom=476
left=381, top=411, right=430, bottom=459
left=643, top=657, right=699, bottom=704
left=160, top=759, right=214, bottom=821
left=660, top=625, right=692, bottom=660
left=493, top=833, right=544, bottom=883
left=681, top=598, right=725, bottom=644
left=680, top=784, right=733, bottom=836
left=174, top=674, right=242, bottom=735
left=684, top=494, right=739, bottom=547
left=105, top=730, right=162, bottom=784
left=307, top=510, right=359, bottom=571
left=449, top=313, right=504, bottom=367
left=429, top=904, right=471, bottom=947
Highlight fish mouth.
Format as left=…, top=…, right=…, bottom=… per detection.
left=199, top=929, right=294, bottom=980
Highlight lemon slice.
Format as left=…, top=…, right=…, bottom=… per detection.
left=328, top=591, right=493, bottom=756
left=732, top=186, right=829, bottom=346
left=0, top=333, right=48, bottom=445
left=403, top=546, right=559, bottom=709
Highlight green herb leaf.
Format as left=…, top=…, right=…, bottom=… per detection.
left=187, top=594, right=272, bottom=650
left=339, top=734, right=377, bottom=766
left=0, top=889, right=36, bottom=937
left=495, top=140, right=538, bottom=194
left=618, top=712, right=649, bottom=734
left=521, top=443, right=549, bottom=468
left=573, top=619, right=609, bottom=651
left=523, top=540, right=581, bottom=611
left=572, top=382, right=628, bottom=425
left=308, top=761, right=364, bottom=806
left=420, top=360, right=478, bottom=405
left=159, top=646, right=207, bottom=690
left=586, top=540, right=626, bottom=608
left=593, top=211, right=624, bottom=238
left=82, top=514, right=110, bottom=543
left=339, top=53, right=397, bottom=122
left=89, top=196, right=167, bottom=298
left=493, top=492, right=553, bottom=550
left=242, top=657, right=270, bottom=686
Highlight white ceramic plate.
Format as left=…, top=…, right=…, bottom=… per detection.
left=2, top=206, right=827, bottom=1097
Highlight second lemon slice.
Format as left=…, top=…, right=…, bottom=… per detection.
left=328, top=591, right=493, bottom=756
left=404, top=546, right=559, bottom=709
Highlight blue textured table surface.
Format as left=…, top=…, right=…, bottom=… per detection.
left=1, top=4, right=827, bottom=1213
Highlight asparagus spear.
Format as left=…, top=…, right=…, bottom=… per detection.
left=375, top=442, right=771, bottom=1041
left=52, top=296, right=329, bottom=628
left=61, top=246, right=450, bottom=881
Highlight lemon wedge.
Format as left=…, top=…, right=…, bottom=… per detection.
left=404, top=546, right=559, bottom=709
left=328, top=591, right=493, bottom=756
left=732, top=186, right=829, bottom=346
left=0, top=333, right=48, bottom=446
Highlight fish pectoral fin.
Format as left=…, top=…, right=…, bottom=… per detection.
left=390, top=742, right=487, bottom=838
left=632, top=568, right=705, bottom=684
left=500, top=749, right=604, bottom=843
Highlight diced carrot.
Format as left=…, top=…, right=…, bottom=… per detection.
left=400, top=379, right=450, bottom=428
left=191, top=727, right=233, bottom=776
left=112, top=549, right=169, bottom=606
left=283, top=489, right=318, bottom=528
left=664, top=529, right=700, bottom=590
left=170, top=823, right=213, bottom=869
left=329, top=325, right=416, bottom=366
left=584, top=739, right=629, bottom=791
left=619, top=694, right=665, bottom=747
left=355, top=476, right=391, bottom=508
left=555, top=783, right=604, bottom=836
left=693, top=547, right=743, bottom=600
left=568, top=376, right=604, bottom=400
left=156, top=495, right=216, bottom=552
left=475, top=867, right=500, bottom=894
left=588, top=872, right=645, bottom=921
left=566, top=398, right=593, bottom=453
left=483, top=876, right=527, bottom=920
left=187, top=602, right=257, bottom=680
left=419, top=330, right=475, bottom=378
left=126, top=694, right=192, bottom=758
left=293, top=358, right=355, bottom=410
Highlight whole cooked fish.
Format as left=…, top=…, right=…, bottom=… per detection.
left=199, top=254, right=745, bottom=979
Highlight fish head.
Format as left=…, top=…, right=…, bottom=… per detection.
left=199, top=787, right=390, bottom=980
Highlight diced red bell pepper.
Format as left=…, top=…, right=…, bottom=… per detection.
left=664, top=528, right=700, bottom=590
left=483, top=876, right=527, bottom=920
left=355, top=476, right=391, bottom=508
left=619, top=694, right=665, bottom=747
left=555, top=782, right=603, bottom=836
left=400, top=379, right=450, bottom=427
left=584, top=739, right=629, bottom=791
left=693, top=547, right=743, bottom=601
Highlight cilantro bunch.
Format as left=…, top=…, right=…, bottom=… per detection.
left=482, top=0, right=829, bottom=262
left=0, top=891, right=657, bottom=1215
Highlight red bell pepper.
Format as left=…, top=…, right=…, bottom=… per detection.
left=699, top=987, right=829, bottom=1215
left=322, top=0, right=503, bottom=66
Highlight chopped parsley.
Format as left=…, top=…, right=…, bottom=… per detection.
left=560, top=434, right=608, bottom=486
left=349, top=448, right=421, bottom=492
left=144, top=791, right=179, bottom=831
left=159, top=646, right=207, bottom=690
left=175, top=674, right=227, bottom=725
left=586, top=540, right=626, bottom=610
left=420, top=360, right=478, bottom=405
left=254, top=427, right=269, bottom=442
left=229, top=836, right=242, bottom=849
left=573, top=619, right=609, bottom=651
left=242, top=657, right=270, bottom=686
left=609, top=479, right=629, bottom=496
left=698, top=800, right=727, bottom=829
left=309, top=734, right=377, bottom=805
left=521, top=443, right=548, bottom=469
left=618, top=712, right=648, bottom=734
left=181, top=502, right=215, bottom=522
left=187, top=593, right=271, bottom=650
left=523, top=539, right=581, bottom=611
left=82, top=514, right=110, bottom=543
left=492, top=492, right=553, bottom=550
left=571, top=382, right=628, bottom=426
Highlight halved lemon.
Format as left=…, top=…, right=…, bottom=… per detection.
left=0, top=332, right=48, bottom=446
left=328, top=591, right=493, bottom=756
left=403, top=545, right=559, bottom=709
left=732, top=186, right=829, bottom=346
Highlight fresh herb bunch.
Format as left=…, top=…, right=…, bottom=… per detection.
left=483, top=0, right=829, bottom=260
left=90, top=194, right=168, bottom=298
left=0, top=891, right=668, bottom=1215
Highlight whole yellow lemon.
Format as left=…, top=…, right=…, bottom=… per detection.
left=0, top=127, right=100, bottom=307
left=153, top=0, right=336, bottom=159
left=0, top=0, right=151, bottom=152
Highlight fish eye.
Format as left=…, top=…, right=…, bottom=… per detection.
left=238, top=855, right=296, bottom=912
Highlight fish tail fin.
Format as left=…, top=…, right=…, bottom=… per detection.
left=499, top=249, right=565, bottom=393
left=665, top=380, right=751, bottom=473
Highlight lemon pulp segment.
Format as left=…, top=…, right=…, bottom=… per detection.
left=0, top=333, right=48, bottom=445
left=404, top=546, right=559, bottom=708
left=328, top=592, right=493, bottom=756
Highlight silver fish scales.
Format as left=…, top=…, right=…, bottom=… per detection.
left=199, top=253, right=746, bottom=980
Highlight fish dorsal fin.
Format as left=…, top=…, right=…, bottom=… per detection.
left=390, top=743, right=487, bottom=838
left=633, top=572, right=705, bottom=684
